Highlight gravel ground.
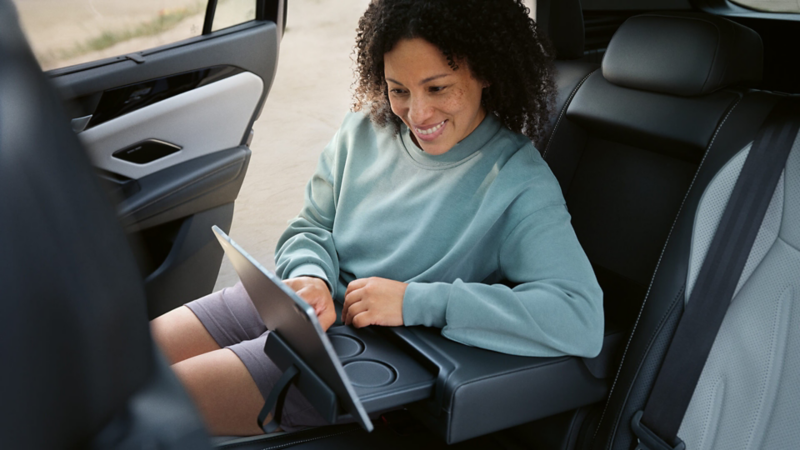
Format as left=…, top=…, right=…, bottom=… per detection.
left=213, top=0, right=372, bottom=289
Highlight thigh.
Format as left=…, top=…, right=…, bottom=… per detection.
left=226, top=333, right=329, bottom=432
left=171, top=347, right=267, bottom=436
left=173, top=334, right=329, bottom=436
left=185, top=281, right=267, bottom=347
left=151, top=305, right=220, bottom=364
left=152, top=282, right=267, bottom=364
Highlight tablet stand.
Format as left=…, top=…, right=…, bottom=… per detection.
left=258, top=332, right=339, bottom=432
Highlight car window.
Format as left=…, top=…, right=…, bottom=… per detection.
left=211, top=0, right=256, bottom=32
left=523, top=0, right=537, bottom=18
left=730, top=0, right=800, bottom=13
left=11, top=0, right=254, bottom=72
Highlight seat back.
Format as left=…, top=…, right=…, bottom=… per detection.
left=0, top=1, right=209, bottom=447
left=583, top=15, right=800, bottom=450
left=543, top=13, right=763, bottom=331
left=673, top=99, right=800, bottom=449
left=590, top=93, right=800, bottom=450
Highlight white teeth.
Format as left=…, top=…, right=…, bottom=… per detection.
left=416, top=120, right=446, bottom=135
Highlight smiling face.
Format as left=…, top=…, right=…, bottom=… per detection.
left=384, top=38, right=487, bottom=155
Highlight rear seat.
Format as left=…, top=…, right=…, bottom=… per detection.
left=220, top=10, right=779, bottom=450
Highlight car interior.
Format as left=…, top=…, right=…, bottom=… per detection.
left=1, top=0, right=799, bottom=449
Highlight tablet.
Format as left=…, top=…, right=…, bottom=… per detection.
left=211, top=226, right=373, bottom=432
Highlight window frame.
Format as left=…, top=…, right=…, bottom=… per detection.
left=44, top=0, right=284, bottom=76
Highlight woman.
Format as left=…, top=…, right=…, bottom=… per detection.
left=151, top=0, right=603, bottom=436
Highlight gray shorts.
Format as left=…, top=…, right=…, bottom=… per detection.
left=185, top=282, right=327, bottom=432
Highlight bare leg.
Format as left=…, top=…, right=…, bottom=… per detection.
left=151, top=306, right=220, bottom=364
left=172, top=348, right=269, bottom=436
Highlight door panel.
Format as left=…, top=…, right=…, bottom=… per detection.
left=50, top=2, right=285, bottom=318
left=80, top=72, right=263, bottom=179
left=140, top=203, right=236, bottom=318
left=117, top=147, right=250, bottom=230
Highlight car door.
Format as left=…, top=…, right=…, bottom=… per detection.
left=32, top=0, right=286, bottom=318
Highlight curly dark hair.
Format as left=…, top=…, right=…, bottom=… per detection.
left=353, top=0, right=556, bottom=147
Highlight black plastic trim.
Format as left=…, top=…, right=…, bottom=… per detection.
left=86, top=65, right=244, bottom=128
left=118, top=146, right=250, bottom=230
left=112, top=139, right=183, bottom=165
left=49, top=20, right=276, bottom=81
left=203, top=0, right=219, bottom=35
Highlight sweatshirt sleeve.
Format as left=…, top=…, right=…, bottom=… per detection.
left=402, top=204, right=604, bottom=358
left=274, top=131, right=341, bottom=296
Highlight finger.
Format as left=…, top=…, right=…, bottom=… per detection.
left=341, top=288, right=364, bottom=322
left=318, top=307, right=337, bottom=332
left=283, top=278, right=300, bottom=291
left=352, top=311, right=372, bottom=329
left=297, top=287, right=328, bottom=315
left=343, top=298, right=369, bottom=326
left=345, top=278, right=369, bottom=298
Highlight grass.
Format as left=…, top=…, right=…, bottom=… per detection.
left=41, top=0, right=210, bottom=67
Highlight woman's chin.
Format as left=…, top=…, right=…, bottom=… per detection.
left=420, top=144, right=452, bottom=155
left=416, top=134, right=455, bottom=155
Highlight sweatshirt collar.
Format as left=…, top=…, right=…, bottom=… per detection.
left=400, top=113, right=502, bottom=168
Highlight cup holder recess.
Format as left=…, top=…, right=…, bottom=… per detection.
left=329, top=334, right=365, bottom=358
left=343, top=360, right=397, bottom=387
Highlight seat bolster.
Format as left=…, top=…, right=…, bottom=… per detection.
left=541, top=60, right=598, bottom=154
left=588, top=91, right=782, bottom=450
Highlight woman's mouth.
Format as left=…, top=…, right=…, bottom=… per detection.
left=414, top=120, right=447, bottom=141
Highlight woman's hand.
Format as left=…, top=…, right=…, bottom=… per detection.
left=283, top=277, right=336, bottom=332
left=342, top=277, right=407, bottom=328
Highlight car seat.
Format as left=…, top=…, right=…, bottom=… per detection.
left=230, top=11, right=775, bottom=450
left=584, top=15, right=800, bottom=450
left=0, top=1, right=212, bottom=448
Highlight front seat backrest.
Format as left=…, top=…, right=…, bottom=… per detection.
left=0, top=1, right=210, bottom=447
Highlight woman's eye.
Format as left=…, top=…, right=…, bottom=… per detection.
left=390, top=88, right=408, bottom=95
left=429, top=86, right=446, bottom=93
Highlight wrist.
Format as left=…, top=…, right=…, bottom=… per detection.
left=300, top=276, right=331, bottom=294
left=288, top=263, right=332, bottom=295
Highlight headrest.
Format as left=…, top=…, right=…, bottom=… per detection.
left=536, top=0, right=585, bottom=60
left=602, top=13, right=763, bottom=96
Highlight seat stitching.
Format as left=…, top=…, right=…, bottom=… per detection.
left=592, top=94, right=744, bottom=449
left=602, top=286, right=685, bottom=447
left=542, top=69, right=598, bottom=160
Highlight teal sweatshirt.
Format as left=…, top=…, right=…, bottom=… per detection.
left=275, top=111, right=604, bottom=357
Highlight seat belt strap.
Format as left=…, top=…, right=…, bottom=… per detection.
left=632, top=98, right=800, bottom=450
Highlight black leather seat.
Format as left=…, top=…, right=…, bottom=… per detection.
left=584, top=17, right=799, bottom=450
left=543, top=13, right=763, bottom=334
left=242, top=12, right=773, bottom=450
left=3, top=0, right=787, bottom=448
left=0, top=1, right=211, bottom=448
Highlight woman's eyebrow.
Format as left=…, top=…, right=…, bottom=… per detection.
left=386, top=73, right=451, bottom=86
left=419, top=73, right=450, bottom=85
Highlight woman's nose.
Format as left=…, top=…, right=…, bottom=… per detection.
left=408, top=95, right=434, bottom=124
